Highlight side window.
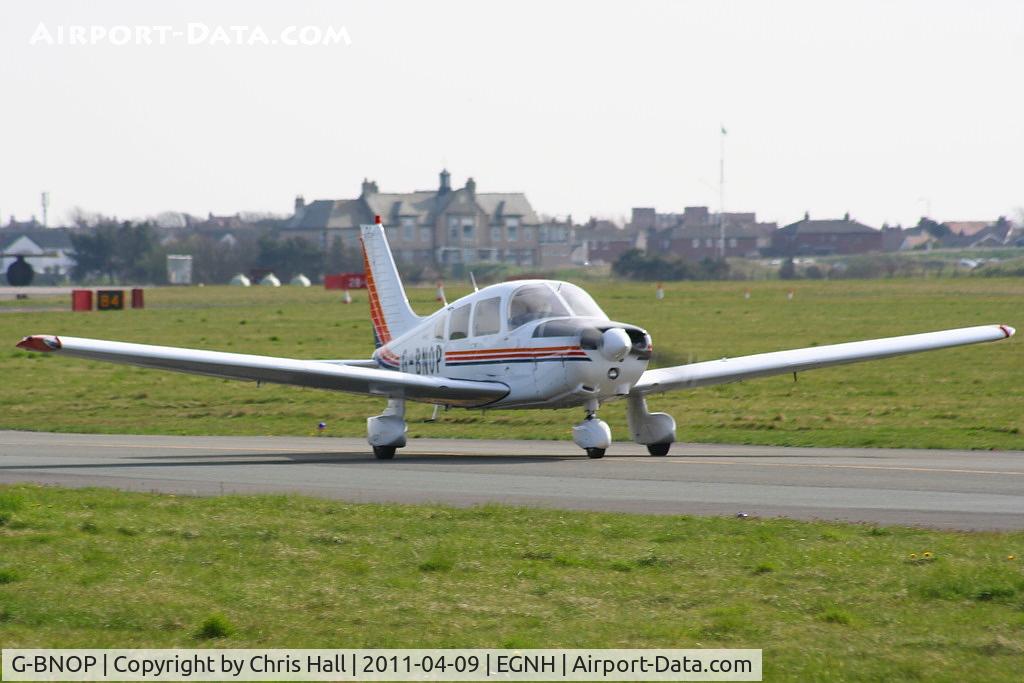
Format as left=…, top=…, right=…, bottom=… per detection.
left=449, top=304, right=470, bottom=340
left=433, top=314, right=446, bottom=340
left=473, top=297, right=501, bottom=336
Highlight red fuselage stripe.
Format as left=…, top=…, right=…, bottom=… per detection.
left=445, top=345, right=583, bottom=358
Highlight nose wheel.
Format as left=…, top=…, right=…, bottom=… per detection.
left=573, top=401, right=612, bottom=458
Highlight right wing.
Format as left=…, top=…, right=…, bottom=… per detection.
left=633, top=324, right=1014, bottom=395
left=16, top=335, right=508, bottom=407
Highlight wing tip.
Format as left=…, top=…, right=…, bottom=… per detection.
left=999, top=324, right=1015, bottom=339
left=16, top=335, right=61, bottom=352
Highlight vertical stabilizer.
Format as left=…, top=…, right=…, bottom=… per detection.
left=360, top=217, right=421, bottom=344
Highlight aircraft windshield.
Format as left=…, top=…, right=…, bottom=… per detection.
left=554, top=282, right=607, bottom=319
left=508, top=284, right=570, bottom=329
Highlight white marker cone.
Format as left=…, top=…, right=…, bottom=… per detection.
left=343, top=289, right=352, bottom=304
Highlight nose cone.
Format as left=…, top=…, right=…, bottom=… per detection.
left=600, top=328, right=631, bottom=362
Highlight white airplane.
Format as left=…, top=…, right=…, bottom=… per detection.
left=17, top=218, right=1016, bottom=459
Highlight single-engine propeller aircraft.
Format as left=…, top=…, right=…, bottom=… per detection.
left=17, top=217, right=1015, bottom=459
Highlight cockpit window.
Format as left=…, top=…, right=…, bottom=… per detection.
left=508, top=284, right=570, bottom=329
left=554, top=282, right=607, bottom=319
left=432, top=314, right=446, bottom=339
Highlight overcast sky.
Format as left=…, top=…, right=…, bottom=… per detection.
left=1, top=1, right=1021, bottom=228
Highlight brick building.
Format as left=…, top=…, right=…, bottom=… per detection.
left=284, top=170, right=541, bottom=267
left=576, top=219, right=642, bottom=264
left=634, top=206, right=776, bottom=260
left=771, top=213, right=883, bottom=256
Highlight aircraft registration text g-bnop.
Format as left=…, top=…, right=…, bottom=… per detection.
left=2, top=648, right=762, bottom=681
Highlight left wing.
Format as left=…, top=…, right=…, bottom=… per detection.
left=15, top=335, right=508, bottom=407
left=633, top=324, right=1014, bottom=395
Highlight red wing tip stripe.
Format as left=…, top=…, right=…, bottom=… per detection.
left=999, top=324, right=1015, bottom=338
left=16, top=335, right=60, bottom=352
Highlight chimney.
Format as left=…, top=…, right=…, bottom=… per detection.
left=294, top=195, right=305, bottom=213
left=465, top=177, right=476, bottom=197
left=804, top=211, right=810, bottom=221
left=439, top=168, right=451, bottom=193
left=361, top=178, right=378, bottom=196
left=844, top=212, right=850, bottom=221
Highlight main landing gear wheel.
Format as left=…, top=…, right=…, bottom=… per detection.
left=373, top=445, right=396, bottom=460
left=647, top=443, right=671, bottom=456
left=586, top=448, right=606, bottom=459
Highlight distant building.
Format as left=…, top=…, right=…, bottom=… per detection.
left=4, top=216, right=44, bottom=231
left=881, top=224, right=907, bottom=252
left=772, top=212, right=882, bottom=256
left=537, top=215, right=584, bottom=268
left=0, top=228, right=76, bottom=277
left=635, top=206, right=776, bottom=260
left=938, top=217, right=1014, bottom=249
left=285, top=170, right=541, bottom=267
left=889, top=217, right=1021, bottom=251
left=576, top=219, right=641, bottom=264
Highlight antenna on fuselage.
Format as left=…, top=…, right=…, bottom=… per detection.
left=469, top=271, right=479, bottom=292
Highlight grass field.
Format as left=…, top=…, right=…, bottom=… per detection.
left=0, top=278, right=1021, bottom=450
left=0, top=484, right=1022, bottom=681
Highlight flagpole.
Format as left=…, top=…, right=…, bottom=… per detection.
left=719, top=125, right=726, bottom=259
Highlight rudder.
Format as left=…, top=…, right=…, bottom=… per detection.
left=360, top=217, right=421, bottom=345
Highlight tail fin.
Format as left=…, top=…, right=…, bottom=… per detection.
left=360, top=217, right=421, bottom=345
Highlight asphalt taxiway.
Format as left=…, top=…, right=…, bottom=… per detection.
left=1, top=431, right=1021, bottom=530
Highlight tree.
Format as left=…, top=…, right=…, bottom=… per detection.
left=917, top=218, right=949, bottom=238
left=778, top=258, right=797, bottom=280
left=613, top=249, right=699, bottom=280
left=163, top=231, right=261, bottom=284
left=697, top=257, right=730, bottom=280
left=256, top=235, right=324, bottom=282
left=324, top=236, right=362, bottom=274
left=70, top=224, right=117, bottom=282
left=70, top=220, right=166, bottom=284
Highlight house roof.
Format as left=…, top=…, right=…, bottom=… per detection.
left=900, top=232, right=937, bottom=250
left=286, top=199, right=369, bottom=230
left=475, top=193, right=539, bottom=223
left=944, top=221, right=991, bottom=236
left=0, top=229, right=74, bottom=252
left=579, top=220, right=635, bottom=241
left=363, top=192, right=438, bottom=223
left=672, top=223, right=765, bottom=239
left=285, top=175, right=540, bottom=231
left=778, top=217, right=878, bottom=235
